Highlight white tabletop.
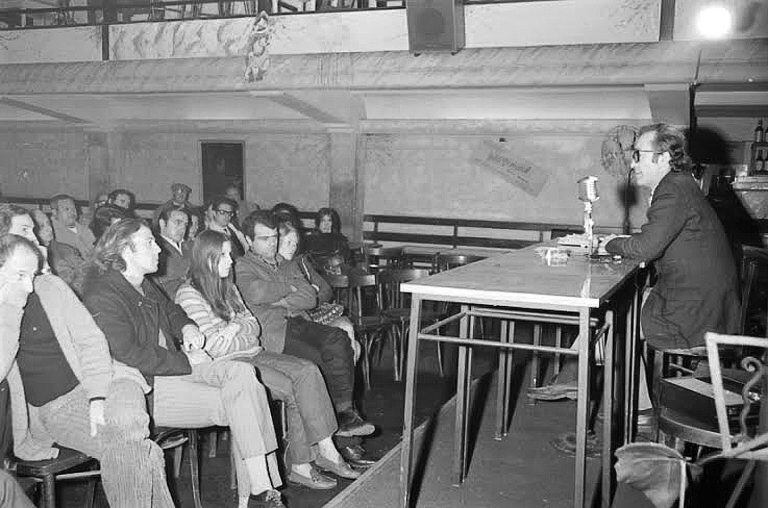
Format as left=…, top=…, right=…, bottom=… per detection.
left=401, top=243, right=642, bottom=309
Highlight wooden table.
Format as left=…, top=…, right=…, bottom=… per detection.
left=398, top=243, right=645, bottom=508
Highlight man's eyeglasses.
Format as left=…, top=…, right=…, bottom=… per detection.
left=215, top=209, right=235, bottom=216
left=631, top=149, right=662, bottom=163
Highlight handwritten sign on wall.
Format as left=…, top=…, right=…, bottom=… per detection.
left=471, top=140, right=549, bottom=197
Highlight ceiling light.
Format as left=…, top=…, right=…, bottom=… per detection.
left=696, top=5, right=733, bottom=39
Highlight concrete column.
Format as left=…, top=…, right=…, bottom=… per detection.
left=327, top=127, right=362, bottom=242
left=84, top=128, right=112, bottom=201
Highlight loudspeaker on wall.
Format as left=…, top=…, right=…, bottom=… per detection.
left=406, top=0, right=465, bottom=54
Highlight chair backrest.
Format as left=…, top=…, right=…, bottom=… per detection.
left=705, top=332, right=768, bottom=452
left=378, top=268, right=431, bottom=310
left=363, top=244, right=404, bottom=273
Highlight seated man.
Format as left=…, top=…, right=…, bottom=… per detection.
left=204, top=196, right=250, bottom=258
left=152, top=182, right=193, bottom=226
left=236, top=211, right=374, bottom=442
left=152, top=204, right=191, bottom=298
left=30, top=209, right=87, bottom=295
left=0, top=235, right=46, bottom=508
left=83, top=219, right=285, bottom=508
left=49, top=194, right=96, bottom=259
left=1, top=231, right=174, bottom=508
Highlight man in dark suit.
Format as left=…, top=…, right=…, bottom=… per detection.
left=605, top=123, right=740, bottom=350
left=153, top=204, right=190, bottom=299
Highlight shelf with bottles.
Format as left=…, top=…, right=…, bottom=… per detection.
left=747, top=119, right=767, bottom=175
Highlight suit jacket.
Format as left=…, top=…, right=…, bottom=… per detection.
left=606, top=171, right=740, bottom=349
left=153, top=235, right=190, bottom=299
left=51, top=218, right=96, bottom=258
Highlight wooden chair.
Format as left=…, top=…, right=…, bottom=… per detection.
left=153, top=427, right=202, bottom=508
left=378, top=268, right=444, bottom=380
left=739, top=245, right=768, bottom=337
left=14, top=448, right=98, bottom=508
left=431, top=252, right=484, bottom=274
left=362, top=244, right=403, bottom=274
left=328, top=273, right=393, bottom=389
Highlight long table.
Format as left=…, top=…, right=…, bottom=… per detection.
left=398, top=243, right=645, bottom=508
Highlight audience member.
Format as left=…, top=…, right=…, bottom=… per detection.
left=0, top=204, right=50, bottom=273
left=205, top=196, right=250, bottom=258
left=83, top=219, right=285, bottom=508
left=271, top=203, right=302, bottom=231
left=153, top=183, right=193, bottom=226
left=304, top=207, right=351, bottom=275
left=30, top=209, right=86, bottom=295
left=153, top=204, right=191, bottom=298
left=2, top=233, right=176, bottom=508
left=176, top=230, right=362, bottom=489
left=49, top=194, right=96, bottom=258
left=107, top=189, right=136, bottom=217
left=277, top=220, right=360, bottom=363
left=90, top=204, right=127, bottom=241
left=224, top=183, right=253, bottom=227
left=0, top=235, right=40, bottom=508
left=186, top=206, right=203, bottom=240
left=236, top=211, right=375, bottom=448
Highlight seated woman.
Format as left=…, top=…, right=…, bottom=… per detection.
left=1, top=235, right=175, bottom=508
left=175, top=230, right=362, bottom=489
left=277, top=220, right=361, bottom=364
left=303, top=208, right=351, bottom=276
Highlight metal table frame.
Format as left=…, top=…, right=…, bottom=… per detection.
left=398, top=260, right=645, bottom=508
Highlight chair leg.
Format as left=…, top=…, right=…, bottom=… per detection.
left=436, top=341, right=444, bottom=378
left=83, top=477, right=97, bottom=508
left=208, top=430, right=218, bottom=458
left=230, top=448, right=237, bottom=490
left=173, top=447, right=183, bottom=479
left=188, top=430, right=202, bottom=508
left=361, top=333, right=372, bottom=390
left=726, top=460, right=756, bottom=508
left=42, top=474, right=55, bottom=508
left=530, top=324, right=542, bottom=390
left=554, top=326, right=562, bottom=377
left=392, top=323, right=401, bottom=382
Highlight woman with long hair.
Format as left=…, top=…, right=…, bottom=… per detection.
left=175, top=230, right=361, bottom=489
left=303, top=207, right=351, bottom=275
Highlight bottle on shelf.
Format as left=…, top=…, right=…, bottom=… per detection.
left=756, top=151, right=766, bottom=173
left=756, top=119, right=765, bottom=143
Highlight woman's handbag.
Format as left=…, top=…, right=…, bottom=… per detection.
left=304, top=302, right=344, bottom=326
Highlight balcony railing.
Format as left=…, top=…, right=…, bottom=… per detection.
left=0, top=0, right=411, bottom=29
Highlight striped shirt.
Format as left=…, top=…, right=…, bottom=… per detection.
left=174, top=282, right=261, bottom=357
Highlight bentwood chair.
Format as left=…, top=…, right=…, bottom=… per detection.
left=362, top=245, right=404, bottom=274
left=378, top=268, right=444, bottom=380
left=327, top=273, right=393, bottom=389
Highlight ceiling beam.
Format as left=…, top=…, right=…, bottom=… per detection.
left=267, top=93, right=347, bottom=126
left=644, top=83, right=690, bottom=125
left=696, top=104, right=768, bottom=117
left=0, top=97, right=89, bottom=124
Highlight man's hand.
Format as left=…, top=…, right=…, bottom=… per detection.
left=185, top=348, right=212, bottom=366
left=181, top=324, right=206, bottom=350
left=89, top=399, right=106, bottom=437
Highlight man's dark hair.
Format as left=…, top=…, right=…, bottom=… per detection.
left=91, top=204, right=127, bottom=241
left=0, top=203, right=31, bottom=237
left=242, top=210, right=276, bottom=241
left=155, top=203, right=189, bottom=230
left=92, top=218, right=146, bottom=274
left=50, top=194, right=76, bottom=210
left=207, top=196, right=238, bottom=214
left=108, top=189, right=136, bottom=210
left=640, top=123, right=691, bottom=173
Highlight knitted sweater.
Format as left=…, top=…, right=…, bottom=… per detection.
left=6, top=274, right=149, bottom=461
left=174, top=282, right=261, bottom=357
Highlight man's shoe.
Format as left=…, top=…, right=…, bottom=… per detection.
left=248, top=489, right=286, bottom=508
left=315, top=455, right=362, bottom=479
left=336, top=409, right=376, bottom=437
left=287, top=466, right=337, bottom=490
left=338, top=445, right=376, bottom=469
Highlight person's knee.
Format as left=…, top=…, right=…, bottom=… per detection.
left=226, top=360, right=258, bottom=382
left=106, top=379, right=150, bottom=435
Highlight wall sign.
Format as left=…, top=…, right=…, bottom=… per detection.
left=471, top=139, right=549, bottom=197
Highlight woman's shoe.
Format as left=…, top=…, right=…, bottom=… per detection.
left=287, top=466, right=337, bottom=489
left=315, top=455, right=362, bottom=479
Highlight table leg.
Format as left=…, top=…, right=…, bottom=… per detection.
left=602, top=310, right=615, bottom=508
left=495, top=320, right=514, bottom=440
left=400, top=296, right=423, bottom=508
left=574, top=307, right=590, bottom=508
left=453, top=305, right=471, bottom=485
left=624, top=275, right=642, bottom=443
